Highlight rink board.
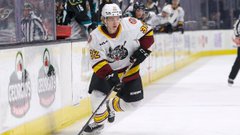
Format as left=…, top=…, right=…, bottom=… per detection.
left=0, top=30, right=237, bottom=135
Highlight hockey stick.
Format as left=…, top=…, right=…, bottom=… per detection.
left=118, top=0, right=123, bottom=10
left=122, top=0, right=134, bottom=15
left=77, top=62, right=135, bottom=135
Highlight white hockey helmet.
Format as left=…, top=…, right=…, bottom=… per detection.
left=162, top=6, right=171, bottom=15
left=101, top=3, right=122, bottom=18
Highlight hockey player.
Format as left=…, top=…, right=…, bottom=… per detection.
left=146, top=5, right=173, bottom=33
left=130, top=2, right=146, bottom=21
left=63, top=0, right=97, bottom=37
left=163, top=0, right=184, bottom=34
left=228, top=18, right=240, bottom=86
left=124, top=2, right=157, bottom=24
left=83, top=3, right=154, bottom=134
left=63, top=0, right=93, bottom=26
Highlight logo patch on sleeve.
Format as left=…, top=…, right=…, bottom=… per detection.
left=129, top=17, right=137, bottom=24
left=140, top=24, right=148, bottom=34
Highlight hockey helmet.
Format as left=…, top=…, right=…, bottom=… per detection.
left=162, top=6, right=171, bottom=15
left=101, top=3, right=122, bottom=18
left=133, top=2, right=145, bottom=11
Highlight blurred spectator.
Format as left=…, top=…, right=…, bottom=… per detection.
left=63, top=0, right=99, bottom=38
left=63, top=0, right=92, bottom=27
left=201, top=17, right=209, bottom=30
left=56, top=0, right=65, bottom=25
left=21, top=2, right=47, bottom=42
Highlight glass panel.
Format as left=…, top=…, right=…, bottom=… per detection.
left=0, top=0, right=16, bottom=44
left=18, top=0, right=55, bottom=42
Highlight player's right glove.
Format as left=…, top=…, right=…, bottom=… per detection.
left=130, top=47, right=151, bottom=65
left=178, top=26, right=184, bottom=34
left=165, top=23, right=173, bottom=34
left=177, top=22, right=184, bottom=34
left=106, top=71, right=123, bottom=91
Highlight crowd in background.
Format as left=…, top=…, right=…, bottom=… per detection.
left=55, top=0, right=240, bottom=40
left=0, top=0, right=240, bottom=44
left=55, top=0, right=185, bottom=39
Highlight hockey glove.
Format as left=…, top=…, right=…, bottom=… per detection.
left=165, top=23, right=173, bottom=34
left=153, top=25, right=161, bottom=33
left=106, top=72, right=123, bottom=91
left=130, top=47, right=151, bottom=65
left=178, top=27, right=184, bottom=34
left=177, top=23, right=184, bottom=34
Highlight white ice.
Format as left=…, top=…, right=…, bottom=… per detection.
left=55, top=55, right=240, bottom=135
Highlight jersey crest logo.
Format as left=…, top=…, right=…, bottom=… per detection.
left=107, top=41, right=128, bottom=63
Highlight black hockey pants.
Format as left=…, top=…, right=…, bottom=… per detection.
left=229, top=47, right=240, bottom=79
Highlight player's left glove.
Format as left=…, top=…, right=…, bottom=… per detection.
left=130, top=47, right=151, bottom=65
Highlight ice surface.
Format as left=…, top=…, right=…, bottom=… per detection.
left=55, top=55, right=240, bottom=135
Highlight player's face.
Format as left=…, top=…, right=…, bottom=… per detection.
left=135, top=9, right=144, bottom=19
left=105, top=16, right=121, bottom=34
left=172, top=0, right=179, bottom=8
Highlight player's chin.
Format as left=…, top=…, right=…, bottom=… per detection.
left=111, top=27, right=118, bottom=32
